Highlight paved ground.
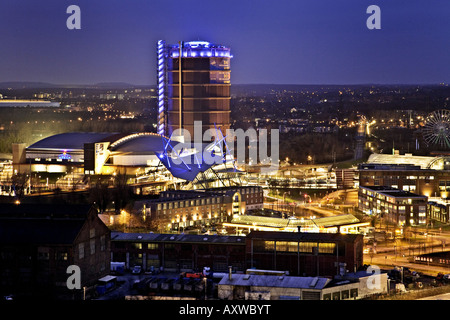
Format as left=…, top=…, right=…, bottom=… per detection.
left=418, top=292, right=450, bottom=300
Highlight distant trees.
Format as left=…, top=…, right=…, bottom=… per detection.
left=10, top=172, right=29, bottom=201
left=111, top=170, right=133, bottom=214
left=88, top=170, right=133, bottom=214
left=89, top=178, right=111, bottom=213
left=279, top=131, right=354, bottom=164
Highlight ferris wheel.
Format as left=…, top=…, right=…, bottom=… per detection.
left=422, top=109, right=450, bottom=149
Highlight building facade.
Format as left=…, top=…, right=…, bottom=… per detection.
left=217, top=271, right=388, bottom=300
left=135, top=186, right=263, bottom=232
left=358, top=162, right=450, bottom=198
left=110, top=230, right=363, bottom=278
left=110, top=232, right=246, bottom=273
left=0, top=204, right=111, bottom=300
left=245, top=231, right=364, bottom=277
left=358, top=186, right=428, bottom=226
left=157, top=40, right=232, bottom=137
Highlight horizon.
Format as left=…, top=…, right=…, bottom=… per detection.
left=0, top=81, right=448, bottom=89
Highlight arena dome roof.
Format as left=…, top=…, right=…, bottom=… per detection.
left=27, top=132, right=121, bottom=151
left=109, top=132, right=168, bottom=153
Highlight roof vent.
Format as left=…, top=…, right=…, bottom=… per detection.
left=309, top=277, right=319, bottom=287
left=243, top=275, right=251, bottom=280
left=203, top=237, right=208, bottom=241
left=170, top=236, right=175, bottom=240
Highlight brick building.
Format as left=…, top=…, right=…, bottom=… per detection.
left=0, top=204, right=110, bottom=300
left=111, top=232, right=246, bottom=273
left=134, top=186, right=263, bottom=232
left=245, top=231, right=364, bottom=277
left=110, top=229, right=363, bottom=278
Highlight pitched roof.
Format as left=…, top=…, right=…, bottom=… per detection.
left=0, top=204, right=93, bottom=245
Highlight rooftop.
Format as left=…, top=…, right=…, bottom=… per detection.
left=218, top=273, right=330, bottom=290
left=365, top=153, right=444, bottom=170
left=110, top=231, right=246, bottom=245
left=0, top=204, right=94, bottom=245
left=228, top=214, right=362, bottom=230
left=246, top=230, right=362, bottom=242
left=27, top=132, right=120, bottom=151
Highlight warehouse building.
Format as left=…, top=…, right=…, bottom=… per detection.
left=246, top=231, right=364, bottom=276
left=0, top=203, right=111, bottom=300
left=110, top=229, right=363, bottom=278
left=217, top=270, right=388, bottom=300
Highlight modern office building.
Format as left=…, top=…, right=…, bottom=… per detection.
left=358, top=186, right=428, bottom=226
left=157, top=40, right=232, bottom=138
left=358, top=153, right=450, bottom=198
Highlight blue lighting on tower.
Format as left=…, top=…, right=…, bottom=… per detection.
left=157, top=40, right=166, bottom=136
left=166, top=41, right=232, bottom=59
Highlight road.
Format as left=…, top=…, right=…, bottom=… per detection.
left=419, top=292, right=450, bottom=300
left=364, top=234, right=450, bottom=277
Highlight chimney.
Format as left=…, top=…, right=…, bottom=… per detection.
left=228, top=266, right=232, bottom=280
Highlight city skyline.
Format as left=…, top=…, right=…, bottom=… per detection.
left=0, top=0, right=449, bottom=86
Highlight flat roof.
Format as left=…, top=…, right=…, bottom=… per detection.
left=227, top=214, right=363, bottom=230
left=366, top=153, right=443, bottom=170
left=246, top=230, right=362, bottom=242
left=360, top=186, right=427, bottom=199
left=110, top=231, right=246, bottom=245
left=218, top=274, right=330, bottom=290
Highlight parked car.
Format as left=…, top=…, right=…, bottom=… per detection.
left=132, top=265, right=142, bottom=274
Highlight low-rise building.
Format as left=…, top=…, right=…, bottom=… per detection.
left=110, top=231, right=246, bottom=273
left=217, top=269, right=388, bottom=300
left=358, top=186, right=428, bottom=226
left=110, top=229, right=363, bottom=278
left=245, top=231, right=364, bottom=277
left=0, top=203, right=111, bottom=300
left=134, top=186, right=263, bottom=232
left=427, top=198, right=450, bottom=224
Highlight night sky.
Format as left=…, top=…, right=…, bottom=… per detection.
left=0, top=0, right=448, bottom=85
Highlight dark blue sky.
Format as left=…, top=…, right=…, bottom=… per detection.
left=0, top=0, right=448, bottom=85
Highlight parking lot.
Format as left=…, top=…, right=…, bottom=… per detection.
left=96, top=270, right=217, bottom=300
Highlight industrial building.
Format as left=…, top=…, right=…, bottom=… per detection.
left=217, top=270, right=388, bottom=300
left=245, top=231, right=364, bottom=277
left=110, top=231, right=246, bottom=273
left=0, top=203, right=111, bottom=300
left=109, top=230, right=364, bottom=278
left=157, top=40, right=232, bottom=137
